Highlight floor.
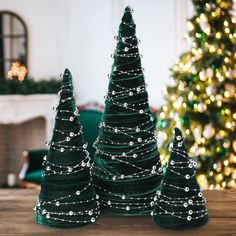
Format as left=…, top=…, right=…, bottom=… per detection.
left=0, top=189, right=235, bottom=236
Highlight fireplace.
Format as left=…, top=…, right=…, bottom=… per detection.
left=0, top=94, right=57, bottom=185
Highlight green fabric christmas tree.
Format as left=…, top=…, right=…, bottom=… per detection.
left=92, top=6, right=162, bottom=216
left=152, top=127, right=208, bottom=230
left=157, top=0, right=236, bottom=189
left=34, top=69, right=100, bottom=228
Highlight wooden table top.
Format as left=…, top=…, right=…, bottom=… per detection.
left=0, top=189, right=235, bottom=236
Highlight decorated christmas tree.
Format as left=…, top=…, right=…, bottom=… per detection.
left=152, top=127, right=208, bottom=230
left=34, top=69, right=100, bottom=227
left=157, top=0, right=236, bottom=189
left=92, top=6, right=163, bottom=216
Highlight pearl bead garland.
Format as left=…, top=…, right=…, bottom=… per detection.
left=94, top=184, right=156, bottom=211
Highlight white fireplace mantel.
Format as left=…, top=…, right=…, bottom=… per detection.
left=0, top=94, right=58, bottom=140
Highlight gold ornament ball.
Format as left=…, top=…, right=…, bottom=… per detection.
left=224, top=167, right=232, bottom=176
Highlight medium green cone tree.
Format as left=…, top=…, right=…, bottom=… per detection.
left=92, top=6, right=162, bottom=216
left=34, top=69, right=100, bottom=228
left=152, top=127, right=208, bottom=230
left=157, top=0, right=236, bottom=189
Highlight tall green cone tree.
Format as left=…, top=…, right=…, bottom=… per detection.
left=34, top=69, right=100, bottom=228
left=157, top=0, right=236, bottom=189
left=92, top=6, right=162, bottom=216
left=152, top=127, right=208, bottom=230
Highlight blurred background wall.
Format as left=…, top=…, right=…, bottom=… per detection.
left=0, top=0, right=195, bottom=107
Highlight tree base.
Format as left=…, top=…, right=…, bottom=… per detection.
left=152, top=215, right=209, bottom=230
left=35, top=213, right=92, bottom=228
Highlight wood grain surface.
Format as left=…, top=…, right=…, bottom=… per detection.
left=0, top=189, right=235, bottom=236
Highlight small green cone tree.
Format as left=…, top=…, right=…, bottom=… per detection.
left=152, top=127, right=208, bottom=230
left=92, top=6, right=162, bottom=216
left=34, top=69, right=100, bottom=228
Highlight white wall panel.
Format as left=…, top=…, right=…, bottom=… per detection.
left=0, top=0, right=204, bottom=107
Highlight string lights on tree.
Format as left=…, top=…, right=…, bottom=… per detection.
left=7, top=62, right=27, bottom=81
left=157, top=0, right=236, bottom=189
left=34, top=69, right=100, bottom=228
left=92, top=6, right=163, bottom=216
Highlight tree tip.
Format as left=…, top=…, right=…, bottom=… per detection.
left=124, top=6, right=133, bottom=12
left=122, top=6, right=134, bottom=22
left=171, top=127, right=186, bottom=153
left=64, top=68, right=71, bottom=75
left=173, top=127, right=182, bottom=137
left=62, top=68, right=72, bottom=84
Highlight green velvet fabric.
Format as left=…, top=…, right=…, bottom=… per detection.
left=24, top=169, right=44, bottom=184
left=152, top=127, right=208, bottom=230
left=79, top=110, right=102, bottom=159
left=92, top=6, right=162, bottom=216
left=35, top=69, right=100, bottom=228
